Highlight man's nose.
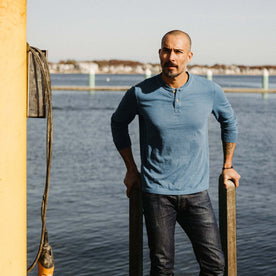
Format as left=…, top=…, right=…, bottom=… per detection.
left=168, top=50, right=176, bottom=61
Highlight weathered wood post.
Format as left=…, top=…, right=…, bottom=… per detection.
left=219, top=175, right=237, bottom=276
left=129, top=184, right=143, bottom=276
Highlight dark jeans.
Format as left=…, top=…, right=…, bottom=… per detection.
left=142, top=190, right=225, bottom=276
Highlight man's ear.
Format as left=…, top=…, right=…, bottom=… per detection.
left=187, top=51, right=193, bottom=63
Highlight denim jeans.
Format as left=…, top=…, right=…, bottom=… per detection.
left=142, top=190, right=225, bottom=276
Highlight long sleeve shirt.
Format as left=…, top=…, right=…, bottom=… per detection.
left=111, top=73, right=237, bottom=195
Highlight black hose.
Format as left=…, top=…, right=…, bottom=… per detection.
left=27, top=46, right=53, bottom=273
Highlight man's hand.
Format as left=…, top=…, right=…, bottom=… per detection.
left=222, top=168, right=241, bottom=189
left=222, top=142, right=240, bottom=188
left=118, top=147, right=141, bottom=197
left=124, top=169, right=141, bottom=198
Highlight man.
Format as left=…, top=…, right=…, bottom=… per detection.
left=111, top=30, right=240, bottom=275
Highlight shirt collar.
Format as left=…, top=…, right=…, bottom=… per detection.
left=158, top=72, right=192, bottom=91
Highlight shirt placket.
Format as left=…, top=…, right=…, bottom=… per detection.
left=173, top=89, right=180, bottom=112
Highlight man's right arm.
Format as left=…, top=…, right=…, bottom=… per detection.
left=111, top=88, right=140, bottom=197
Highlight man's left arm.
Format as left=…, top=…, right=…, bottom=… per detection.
left=212, top=82, right=241, bottom=188
left=222, top=142, right=241, bottom=188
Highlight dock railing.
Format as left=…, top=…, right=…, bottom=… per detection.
left=52, top=68, right=275, bottom=96
left=129, top=176, right=237, bottom=275
left=51, top=85, right=276, bottom=96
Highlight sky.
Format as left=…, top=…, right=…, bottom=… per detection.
left=27, top=0, right=276, bottom=65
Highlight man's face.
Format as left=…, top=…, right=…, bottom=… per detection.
left=159, top=34, right=193, bottom=79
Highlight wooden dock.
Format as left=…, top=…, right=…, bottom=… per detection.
left=51, top=85, right=276, bottom=94
left=51, top=85, right=130, bottom=91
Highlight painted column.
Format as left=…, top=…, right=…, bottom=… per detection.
left=89, top=68, right=95, bottom=90
left=0, top=0, right=27, bottom=275
left=262, top=68, right=269, bottom=99
left=206, top=69, right=213, bottom=81
left=145, top=68, right=151, bottom=79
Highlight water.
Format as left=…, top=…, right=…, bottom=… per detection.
left=27, top=74, right=276, bottom=275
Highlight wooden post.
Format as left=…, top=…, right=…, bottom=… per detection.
left=219, top=175, right=237, bottom=276
left=0, top=0, right=27, bottom=275
left=129, top=185, right=143, bottom=276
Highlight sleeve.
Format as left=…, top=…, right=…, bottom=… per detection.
left=111, top=87, right=138, bottom=150
left=212, top=83, right=238, bottom=143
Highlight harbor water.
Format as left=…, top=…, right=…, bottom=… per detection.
left=27, top=74, right=276, bottom=275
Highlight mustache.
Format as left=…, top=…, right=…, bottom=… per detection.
left=164, top=62, right=178, bottom=68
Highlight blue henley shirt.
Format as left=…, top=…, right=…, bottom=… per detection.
left=111, top=73, right=237, bottom=195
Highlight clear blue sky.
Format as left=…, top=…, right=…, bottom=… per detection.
left=27, top=0, right=276, bottom=65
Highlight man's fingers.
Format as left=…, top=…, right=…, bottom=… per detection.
left=224, top=175, right=240, bottom=189
left=126, top=188, right=130, bottom=198
left=233, top=173, right=241, bottom=187
left=224, top=180, right=228, bottom=189
left=126, top=181, right=141, bottom=198
left=124, top=171, right=141, bottom=198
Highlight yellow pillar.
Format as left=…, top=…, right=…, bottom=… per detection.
left=0, top=0, right=27, bottom=275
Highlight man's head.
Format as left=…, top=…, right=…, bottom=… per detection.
left=159, top=30, right=193, bottom=79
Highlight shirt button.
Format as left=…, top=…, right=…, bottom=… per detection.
left=176, top=99, right=179, bottom=102
left=173, top=90, right=176, bottom=93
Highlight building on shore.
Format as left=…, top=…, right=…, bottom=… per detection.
left=48, top=60, right=276, bottom=75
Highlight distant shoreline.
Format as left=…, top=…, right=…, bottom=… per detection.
left=49, top=59, right=276, bottom=75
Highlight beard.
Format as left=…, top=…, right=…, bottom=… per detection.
left=163, top=70, right=182, bottom=79
left=162, top=62, right=185, bottom=79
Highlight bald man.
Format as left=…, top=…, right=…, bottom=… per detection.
left=111, top=30, right=240, bottom=275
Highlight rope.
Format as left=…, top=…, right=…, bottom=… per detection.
left=27, top=46, right=53, bottom=273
